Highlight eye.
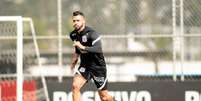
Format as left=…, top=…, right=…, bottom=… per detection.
left=73, top=20, right=80, bottom=23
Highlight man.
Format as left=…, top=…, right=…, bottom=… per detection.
left=69, top=11, right=114, bottom=101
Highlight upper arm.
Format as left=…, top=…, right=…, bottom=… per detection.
left=90, top=32, right=101, bottom=46
left=84, top=31, right=102, bottom=53
left=70, top=32, right=77, bottom=41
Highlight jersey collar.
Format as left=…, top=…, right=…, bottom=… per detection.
left=79, top=26, right=91, bottom=35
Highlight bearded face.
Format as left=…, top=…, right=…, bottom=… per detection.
left=72, top=15, right=85, bottom=31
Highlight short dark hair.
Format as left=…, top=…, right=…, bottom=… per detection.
left=73, top=11, right=84, bottom=17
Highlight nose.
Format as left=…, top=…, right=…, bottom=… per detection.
left=73, top=23, right=78, bottom=28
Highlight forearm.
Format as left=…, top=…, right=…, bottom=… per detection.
left=82, top=40, right=102, bottom=53
left=71, top=58, right=78, bottom=65
left=84, top=45, right=102, bottom=53
left=70, top=53, right=79, bottom=66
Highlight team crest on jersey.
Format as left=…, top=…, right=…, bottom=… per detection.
left=82, top=35, right=87, bottom=42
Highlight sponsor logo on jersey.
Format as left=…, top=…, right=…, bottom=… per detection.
left=94, top=76, right=105, bottom=83
left=79, top=67, right=86, bottom=73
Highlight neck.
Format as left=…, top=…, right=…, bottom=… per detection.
left=78, top=25, right=85, bottom=33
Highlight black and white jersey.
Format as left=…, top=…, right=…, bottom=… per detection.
left=69, top=26, right=106, bottom=68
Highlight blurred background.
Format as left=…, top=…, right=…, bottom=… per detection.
left=0, top=0, right=201, bottom=101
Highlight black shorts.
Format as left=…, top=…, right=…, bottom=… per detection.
left=75, top=66, right=107, bottom=90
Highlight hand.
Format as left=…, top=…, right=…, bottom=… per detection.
left=73, top=41, right=85, bottom=50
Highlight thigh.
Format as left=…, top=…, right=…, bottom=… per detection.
left=72, top=74, right=87, bottom=88
left=76, top=66, right=91, bottom=81
left=98, top=89, right=109, bottom=96
left=98, top=90, right=113, bottom=101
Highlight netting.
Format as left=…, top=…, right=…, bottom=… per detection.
left=0, top=21, right=17, bottom=74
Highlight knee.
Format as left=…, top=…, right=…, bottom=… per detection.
left=100, top=96, right=107, bottom=101
left=72, top=82, right=81, bottom=92
left=100, top=93, right=112, bottom=101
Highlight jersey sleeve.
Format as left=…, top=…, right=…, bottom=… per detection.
left=69, top=32, right=80, bottom=54
left=69, top=32, right=77, bottom=41
left=84, top=32, right=102, bottom=53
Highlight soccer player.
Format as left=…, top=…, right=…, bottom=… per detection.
left=69, top=11, right=114, bottom=101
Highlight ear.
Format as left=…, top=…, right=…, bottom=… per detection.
left=83, top=19, right=86, bottom=24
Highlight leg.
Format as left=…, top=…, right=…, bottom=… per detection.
left=98, top=90, right=113, bottom=101
left=72, top=74, right=87, bottom=101
left=91, top=67, right=113, bottom=101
